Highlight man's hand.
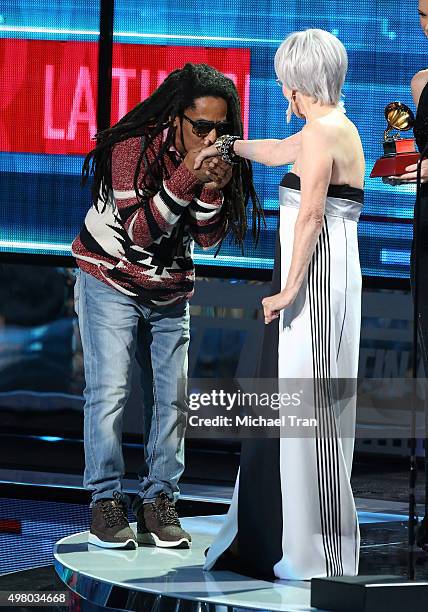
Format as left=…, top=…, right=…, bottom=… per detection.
left=387, top=159, right=428, bottom=184
left=183, top=148, right=232, bottom=189
left=194, top=144, right=219, bottom=169
left=202, top=157, right=233, bottom=190
left=183, top=149, right=213, bottom=183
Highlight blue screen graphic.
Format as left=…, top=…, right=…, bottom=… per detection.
left=0, top=1, right=423, bottom=278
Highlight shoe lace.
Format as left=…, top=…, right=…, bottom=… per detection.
left=154, top=494, right=180, bottom=527
left=100, top=492, right=128, bottom=528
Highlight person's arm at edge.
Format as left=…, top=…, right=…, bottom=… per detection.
left=411, top=69, right=428, bottom=106
left=388, top=70, right=428, bottom=183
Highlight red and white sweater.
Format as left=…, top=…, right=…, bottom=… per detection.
left=72, top=135, right=225, bottom=306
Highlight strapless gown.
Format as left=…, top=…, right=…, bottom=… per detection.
left=204, top=172, right=364, bottom=580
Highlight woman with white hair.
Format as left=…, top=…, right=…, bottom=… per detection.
left=197, top=29, right=365, bottom=580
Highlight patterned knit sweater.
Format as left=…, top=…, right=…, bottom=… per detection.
left=72, top=135, right=225, bottom=307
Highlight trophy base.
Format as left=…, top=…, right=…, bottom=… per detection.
left=370, top=152, right=420, bottom=178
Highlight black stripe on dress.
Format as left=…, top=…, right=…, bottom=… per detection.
left=322, top=221, right=343, bottom=576
left=309, top=239, right=332, bottom=575
left=323, top=223, right=343, bottom=576
left=280, top=172, right=364, bottom=204
left=309, top=219, right=343, bottom=577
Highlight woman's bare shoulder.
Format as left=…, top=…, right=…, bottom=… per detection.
left=412, top=69, right=428, bottom=85
left=303, top=113, right=358, bottom=144
left=411, top=70, right=428, bottom=105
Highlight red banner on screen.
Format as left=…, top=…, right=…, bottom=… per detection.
left=0, top=39, right=250, bottom=155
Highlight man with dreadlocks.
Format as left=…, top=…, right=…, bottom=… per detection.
left=71, top=63, right=262, bottom=549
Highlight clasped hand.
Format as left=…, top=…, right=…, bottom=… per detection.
left=184, top=142, right=232, bottom=190
left=262, top=288, right=298, bottom=325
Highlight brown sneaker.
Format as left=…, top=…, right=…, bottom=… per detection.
left=88, top=492, right=137, bottom=549
left=136, top=493, right=191, bottom=548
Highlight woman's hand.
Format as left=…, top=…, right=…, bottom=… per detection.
left=262, top=288, right=298, bottom=325
left=388, top=159, right=428, bottom=184
left=194, top=144, right=220, bottom=169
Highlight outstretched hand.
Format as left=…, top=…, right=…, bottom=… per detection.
left=194, top=144, right=221, bottom=169
left=184, top=148, right=214, bottom=183
left=182, top=137, right=232, bottom=190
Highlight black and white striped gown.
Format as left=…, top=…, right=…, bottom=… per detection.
left=204, top=172, right=364, bottom=580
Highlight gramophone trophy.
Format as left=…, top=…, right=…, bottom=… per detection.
left=370, top=101, right=420, bottom=177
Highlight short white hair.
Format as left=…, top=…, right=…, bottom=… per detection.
left=274, top=29, right=348, bottom=105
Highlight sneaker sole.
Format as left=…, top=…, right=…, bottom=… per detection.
left=137, top=532, right=191, bottom=549
left=88, top=533, right=137, bottom=549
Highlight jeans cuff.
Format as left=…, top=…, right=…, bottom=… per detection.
left=132, top=490, right=176, bottom=512
left=90, top=490, right=128, bottom=508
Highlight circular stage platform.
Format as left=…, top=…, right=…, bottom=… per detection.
left=54, top=515, right=314, bottom=612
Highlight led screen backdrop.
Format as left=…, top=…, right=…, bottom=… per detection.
left=1, top=40, right=250, bottom=154
left=0, top=1, right=423, bottom=278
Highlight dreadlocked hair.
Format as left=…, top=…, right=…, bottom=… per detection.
left=81, top=62, right=264, bottom=250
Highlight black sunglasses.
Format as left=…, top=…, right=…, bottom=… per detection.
left=182, top=114, right=232, bottom=137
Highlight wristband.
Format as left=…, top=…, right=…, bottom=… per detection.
left=214, top=135, right=242, bottom=165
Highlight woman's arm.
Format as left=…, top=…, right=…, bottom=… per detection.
left=388, top=70, right=428, bottom=183
left=234, top=132, right=301, bottom=166
left=283, top=125, right=332, bottom=291
left=194, top=132, right=301, bottom=169
left=262, top=124, right=333, bottom=324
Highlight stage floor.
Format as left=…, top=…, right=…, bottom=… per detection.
left=53, top=504, right=427, bottom=612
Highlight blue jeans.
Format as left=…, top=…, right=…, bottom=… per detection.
left=74, top=270, right=190, bottom=507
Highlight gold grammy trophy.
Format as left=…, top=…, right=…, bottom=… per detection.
left=370, top=101, right=420, bottom=177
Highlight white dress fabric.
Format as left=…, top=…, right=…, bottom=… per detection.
left=204, top=172, right=363, bottom=580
